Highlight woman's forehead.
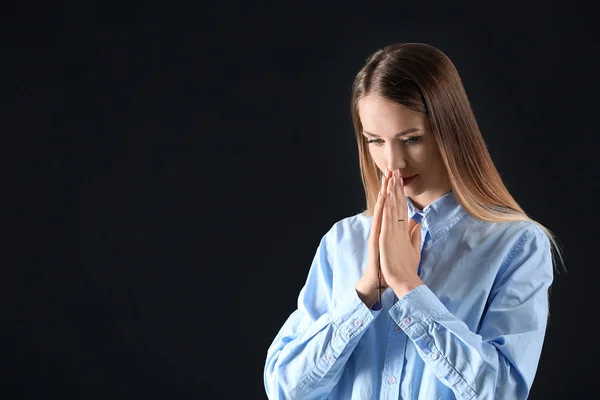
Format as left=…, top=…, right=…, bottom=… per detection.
left=358, top=96, right=426, bottom=134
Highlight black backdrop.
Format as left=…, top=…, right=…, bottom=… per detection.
left=6, top=1, right=599, bottom=399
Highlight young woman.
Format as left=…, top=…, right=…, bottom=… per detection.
left=263, top=42, right=563, bottom=400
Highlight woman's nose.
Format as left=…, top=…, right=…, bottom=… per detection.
left=386, top=146, right=407, bottom=170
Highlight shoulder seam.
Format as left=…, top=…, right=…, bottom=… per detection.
left=495, top=229, right=536, bottom=282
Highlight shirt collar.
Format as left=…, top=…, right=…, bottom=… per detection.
left=406, top=190, right=467, bottom=245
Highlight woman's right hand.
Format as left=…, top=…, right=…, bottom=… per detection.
left=355, top=169, right=391, bottom=308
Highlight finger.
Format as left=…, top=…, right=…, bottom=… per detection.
left=370, top=172, right=389, bottom=247
left=373, top=175, right=388, bottom=231
left=407, top=217, right=416, bottom=234
left=410, top=222, right=422, bottom=251
left=394, top=170, right=408, bottom=227
left=382, top=173, right=397, bottom=235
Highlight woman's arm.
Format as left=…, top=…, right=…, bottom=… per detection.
left=389, top=228, right=554, bottom=400
left=264, top=229, right=383, bottom=400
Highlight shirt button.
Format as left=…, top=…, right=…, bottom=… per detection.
left=326, top=354, right=333, bottom=362
left=402, top=317, right=411, bottom=325
left=431, top=353, right=439, bottom=360
left=354, top=319, right=362, bottom=327
left=388, top=376, right=396, bottom=384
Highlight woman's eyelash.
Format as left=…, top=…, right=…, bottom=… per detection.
left=366, top=136, right=421, bottom=145
left=367, top=139, right=383, bottom=145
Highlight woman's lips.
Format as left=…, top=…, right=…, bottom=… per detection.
left=401, top=175, right=417, bottom=185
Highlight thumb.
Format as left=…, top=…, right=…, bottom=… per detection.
left=410, top=222, right=422, bottom=252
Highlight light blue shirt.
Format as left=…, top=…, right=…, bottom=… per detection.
left=264, top=190, right=554, bottom=399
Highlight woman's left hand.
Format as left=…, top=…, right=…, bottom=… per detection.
left=379, top=169, right=424, bottom=298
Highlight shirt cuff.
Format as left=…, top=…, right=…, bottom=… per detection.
left=388, top=284, right=475, bottom=399
left=388, top=284, right=449, bottom=330
left=330, top=288, right=383, bottom=341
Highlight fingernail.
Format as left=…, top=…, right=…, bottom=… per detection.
left=384, top=167, right=389, bottom=176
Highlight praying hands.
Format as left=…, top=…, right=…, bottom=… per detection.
left=355, top=168, right=424, bottom=307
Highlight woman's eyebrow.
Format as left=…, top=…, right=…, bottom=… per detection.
left=362, top=128, right=421, bottom=137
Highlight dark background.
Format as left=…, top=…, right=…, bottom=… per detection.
left=6, top=1, right=599, bottom=399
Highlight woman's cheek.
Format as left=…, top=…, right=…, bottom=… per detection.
left=369, top=150, right=383, bottom=167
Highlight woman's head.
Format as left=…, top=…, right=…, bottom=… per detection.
left=352, top=43, right=564, bottom=271
left=352, top=42, right=498, bottom=214
left=357, top=94, right=450, bottom=210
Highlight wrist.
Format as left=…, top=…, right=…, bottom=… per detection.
left=355, top=279, right=379, bottom=308
left=390, top=277, right=423, bottom=299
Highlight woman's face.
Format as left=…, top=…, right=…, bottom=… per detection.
left=358, top=94, right=451, bottom=210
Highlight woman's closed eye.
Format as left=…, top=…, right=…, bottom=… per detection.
left=366, top=136, right=421, bottom=145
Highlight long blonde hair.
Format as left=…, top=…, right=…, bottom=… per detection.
left=351, top=43, right=565, bottom=273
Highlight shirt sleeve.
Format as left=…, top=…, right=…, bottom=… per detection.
left=264, top=227, right=383, bottom=400
left=388, top=228, right=554, bottom=400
